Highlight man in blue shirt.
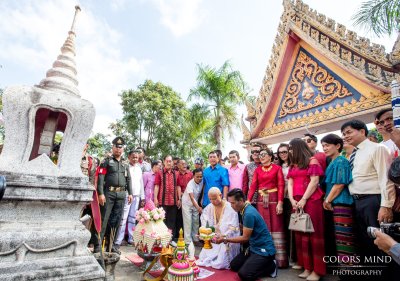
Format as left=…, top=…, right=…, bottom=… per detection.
left=201, top=151, right=229, bottom=207
left=216, top=188, right=277, bottom=281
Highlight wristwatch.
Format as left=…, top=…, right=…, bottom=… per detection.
left=223, top=237, right=227, bottom=244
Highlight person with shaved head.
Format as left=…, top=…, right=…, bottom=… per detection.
left=197, top=187, right=240, bottom=269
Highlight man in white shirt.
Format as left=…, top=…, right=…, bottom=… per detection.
left=136, top=146, right=151, bottom=173
left=181, top=168, right=203, bottom=258
left=341, top=120, right=395, bottom=261
left=114, top=150, right=145, bottom=248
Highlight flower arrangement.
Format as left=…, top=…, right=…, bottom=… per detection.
left=135, top=207, right=166, bottom=224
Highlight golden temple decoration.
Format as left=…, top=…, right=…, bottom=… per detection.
left=241, top=115, right=251, bottom=143
left=247, top=0, right=400, bottom=131
left=245, top=98, right=256, bottom=120
left=390, top=33, right=400, bottom=67
left=279, top=50, right=352, bottom=118
left=260, top=90, right=390, bottom=138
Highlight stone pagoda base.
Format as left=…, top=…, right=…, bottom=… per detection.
left=0, top=173, right=105, bottom=280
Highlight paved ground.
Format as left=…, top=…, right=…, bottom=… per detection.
left=113, top=245, right=338, bottom=281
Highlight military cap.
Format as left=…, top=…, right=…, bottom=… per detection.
left=112, top=137, right=125, bottom=148
left=194, top=157, right=204, bottom=165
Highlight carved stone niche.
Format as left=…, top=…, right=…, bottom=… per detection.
left=0, top=6, right=104, bottom=281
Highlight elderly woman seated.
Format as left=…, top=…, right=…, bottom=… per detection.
left=197, top=187, right=240, bottom=269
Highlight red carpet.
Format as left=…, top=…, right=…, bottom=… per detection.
left=126, top=253, right=243, bottom=280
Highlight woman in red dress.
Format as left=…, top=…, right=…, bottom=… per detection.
left=247, top=147, right=288, bottom=268
left=287, top=138, right=325, bottom=281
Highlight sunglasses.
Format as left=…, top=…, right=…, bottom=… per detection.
left=259, top=152, right=269, bottom=157
left=375, top=116, right=393, bottom=126
left=303, top=138, right=313, bottom=143
left=251, top=150, right=260, bottom=154
left=278, top=151, right=288, bottom=155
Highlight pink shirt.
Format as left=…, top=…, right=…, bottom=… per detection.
left=287, top=158, right=324, bottom=200
left=142, top=171, right=156, bottom=202
left=228, top=162, right=246, bottom=190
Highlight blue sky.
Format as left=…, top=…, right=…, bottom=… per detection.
left=0, top=0, right=397, bottom=157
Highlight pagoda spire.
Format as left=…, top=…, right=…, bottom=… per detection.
left=36, top=6, right=81, bottom=96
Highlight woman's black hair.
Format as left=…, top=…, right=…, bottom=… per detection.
left=320, top=133, right=344, bottom=153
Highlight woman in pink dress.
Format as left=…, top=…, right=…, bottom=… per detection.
left=247, top=147, right=288, bottom=268
left=287, top=138, right=325, bottom=281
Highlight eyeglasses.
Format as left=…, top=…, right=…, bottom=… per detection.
left=278, top=151, right=288, bottom=155
left=376, top=116, right=393, bottom=126
left=303, top=138, right=313, bottom=143
left=251, top=150, right=260, bottom=154
left=259, top=152, right=269, bottom=158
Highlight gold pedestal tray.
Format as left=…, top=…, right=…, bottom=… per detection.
left=203, top=239, right=212, bottom=249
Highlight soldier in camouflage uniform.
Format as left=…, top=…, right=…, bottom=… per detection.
left=96, top=137, right=132, bottom=253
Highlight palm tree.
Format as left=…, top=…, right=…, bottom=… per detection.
left=182, top=103, right=214, bottom=159
left=352, top=0, right=400, bottom=37
left=189, top=60, right=248, bottom=150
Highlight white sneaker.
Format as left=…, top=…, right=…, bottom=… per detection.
left=270, top=260, right=278, bottom=278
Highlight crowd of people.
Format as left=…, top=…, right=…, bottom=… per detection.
left=81, top=107, right=400, bottom=281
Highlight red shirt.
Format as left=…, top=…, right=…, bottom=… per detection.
left=177, top=170, right=193, bottom=193
left=314, top=152, right=327, bottom=171
left=247, top=164, right=285, bottom=203
left=155, top=168, right=177, bottom=206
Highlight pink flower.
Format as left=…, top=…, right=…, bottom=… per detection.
left=153, top=214, right=160, bottom=220
left=140, top=228, right=145, bottom=235
left=151, top=232, right=156, bottom=238
left=139, top=218, right=145, bottom=224
left=132, top=226, right=136, bottom=232
left=167, top=229, right=172, bottom=234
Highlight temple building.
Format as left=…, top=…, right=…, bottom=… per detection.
left=241, top=0, right=400, bottom=146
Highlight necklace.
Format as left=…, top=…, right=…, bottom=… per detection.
left=262, top=164, right=273, bottom=172
left=214, top=201, right=226, bottom=226
left=240, top=201, right=250, bottom=216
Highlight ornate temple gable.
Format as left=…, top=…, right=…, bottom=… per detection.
left=276, top=48, right=361, bottom=123
left=241, top=0, right=400, bottom=144
left=263, top=47, right=391, bottom=138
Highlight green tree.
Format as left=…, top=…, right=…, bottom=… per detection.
left=180, top=103, right=214, bottom=161
left=87, top=132, right=112, bottom=158
left=352, top=0, right=400, bottom=37
left=116, top=80, right=187, bottom=159
left=189, top=60, right=248, bottom=150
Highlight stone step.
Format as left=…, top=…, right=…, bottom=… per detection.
left=0, top=256, right=105, bottom=280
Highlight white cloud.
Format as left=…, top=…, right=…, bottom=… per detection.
left=149, top=0, right=206, bottom=37
left=0, top=0, right=150, bottom=135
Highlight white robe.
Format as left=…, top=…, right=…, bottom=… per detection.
left=197, top=201, right=240, bottom=269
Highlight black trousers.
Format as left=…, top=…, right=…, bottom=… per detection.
left=176, top=207, right=183, bottom=238
left=354, top=195, right=382, bottom=259
left=99, top=191, right=126, bottom=245
left=162, top=205, right=179, bottom=239
left=230, top=251, right=276, bottom=281
left=283, top=198, right=296, bottom=262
